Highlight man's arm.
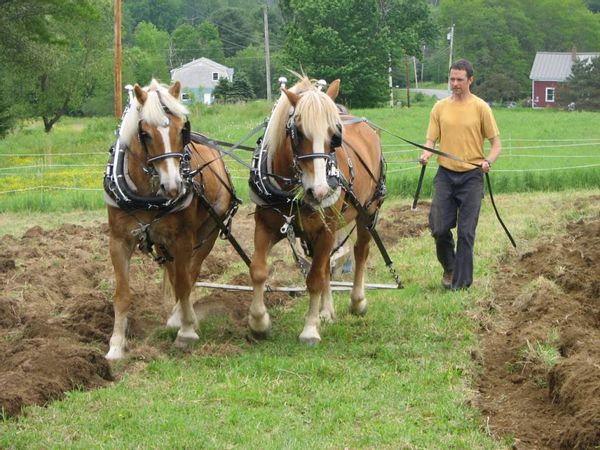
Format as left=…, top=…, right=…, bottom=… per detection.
left=419, top=139, right=436, bottom=165
left=481, top=135, right=501, bottom=173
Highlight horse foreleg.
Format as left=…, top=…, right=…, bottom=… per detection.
left=106, top=237, right=135, bottom=360
left=350, top=225, right=371, bottom=316
left=249, top=223, right=275, bottom=338
left=300, top=231, right=334, bottom=345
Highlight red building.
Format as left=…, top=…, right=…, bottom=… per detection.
left=529, top=48, right=599, bottom=108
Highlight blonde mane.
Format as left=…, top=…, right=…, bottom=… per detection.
left=119, top=79, right=189, bottom=146
left=264, top=76, right=341, bottom=158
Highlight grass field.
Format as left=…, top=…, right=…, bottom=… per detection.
left=1, top=189, right=599, bottom=449
left=1, top=101, right=599, bottom=211
left=1, top=99, right=599, bottom=447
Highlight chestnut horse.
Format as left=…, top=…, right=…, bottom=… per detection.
left=248, top=76, right=386, bottom=344
left=104, top=80, right=236, bottom=359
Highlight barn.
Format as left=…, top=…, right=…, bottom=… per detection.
left=529, top=48, right=600, bottom=108
left=170, top=57, right=234, bottom=105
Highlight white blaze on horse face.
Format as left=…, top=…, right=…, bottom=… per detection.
left=157, top=126, right=182, bottom=197
left=302, top=133, right=330, bottom=203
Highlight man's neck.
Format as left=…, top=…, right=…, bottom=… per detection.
left=452, top=91, right=472, bottom=102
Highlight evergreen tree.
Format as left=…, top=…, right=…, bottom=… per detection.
left=557, top=57, right=600, bottom=111
left=212, top=77, right=232, bottom=103
left=230, top=72, right=255, bottom=102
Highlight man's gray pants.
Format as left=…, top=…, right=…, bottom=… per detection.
left=429, top=166, right=483, bottom=289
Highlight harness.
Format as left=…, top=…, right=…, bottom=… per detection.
left=103, top=103, right=244, bottom=264
left=248, top=110, right=401, bottom=287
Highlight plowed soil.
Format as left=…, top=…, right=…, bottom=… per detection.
left=2, top=197, right=600, bottom=450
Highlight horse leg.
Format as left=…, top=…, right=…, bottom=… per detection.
left=106, top=236, right=135, bottom=360
left=249, top=222, right=275, bottom=338
left=350, top=224, right=371, bottom=316
left=300, top=231, right=334, bottom=345
left=319, top=258, right=336, bottom=323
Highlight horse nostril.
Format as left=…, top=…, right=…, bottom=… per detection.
left=305, top=188, right=314, bottom=199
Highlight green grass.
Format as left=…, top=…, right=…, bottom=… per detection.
left=1, top=189, right=599, bottom=448
left=1, top=102, right=599, bottom=211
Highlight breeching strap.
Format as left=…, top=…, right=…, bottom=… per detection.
left=338, top=175, right=403, bottom=289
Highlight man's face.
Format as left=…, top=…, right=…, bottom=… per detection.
left=449, top=68, right=472, bottom=95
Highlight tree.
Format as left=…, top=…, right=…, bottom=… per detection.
left=230, top=71, right=255, bottom=102
left=282, top=0, right=389, bottom=107
left=130, top=21, right=171, bottom=82
left=281, top=0, right=434, bottom=107
left=212, top=77, right=233, bottom=103
left=556, top=57, right=600, bottom=111
left=7, top=1, right=112, bottom=132
left=0, top=0, right=101, bottom=134
left=437, top=0, right=600, bottom=101
left=210, top=7, right=253, bottom=57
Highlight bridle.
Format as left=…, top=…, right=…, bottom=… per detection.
left=137, top=109, right=191, bottom=177
left=285, top=108, right=343, bottom=192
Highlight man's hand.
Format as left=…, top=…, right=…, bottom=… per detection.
left=419, top=150, right=433, bottom=165
left=480, top=159, right=492, bottom=173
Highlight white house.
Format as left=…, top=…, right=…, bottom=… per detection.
left=170, top=57, right=234, bottom=105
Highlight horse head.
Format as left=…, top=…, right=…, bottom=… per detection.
left=269, top=77, right=343, bottom=209
left=121, top=79, right=190, bottom=199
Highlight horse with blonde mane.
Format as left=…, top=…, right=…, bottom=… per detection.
left=104, top=79, right=237, bottom=359
left=248, top=75, right=386, bottom=344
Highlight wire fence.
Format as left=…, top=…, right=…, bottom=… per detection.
left=1, top=137, right=600, bottom=194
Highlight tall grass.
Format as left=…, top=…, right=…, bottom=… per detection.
left=1, top=103, right=599, bottom=211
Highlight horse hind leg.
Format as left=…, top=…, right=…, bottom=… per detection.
left=163, top=265, right=182, bottom=329
left=319, top=260, right=336, bottom=323
left=350, top=225, right=371, bottom=316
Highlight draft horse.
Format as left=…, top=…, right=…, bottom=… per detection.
left=104, top=80, right=236, bottom=359
left=248, top=76, right=386, bottom=344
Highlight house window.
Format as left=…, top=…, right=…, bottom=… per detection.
left=212, top=72, right=219, bottom=81
left=545, top=87, right=555, bottom=103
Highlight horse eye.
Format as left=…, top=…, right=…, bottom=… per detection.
left=140, top=130, right=151, bottom=141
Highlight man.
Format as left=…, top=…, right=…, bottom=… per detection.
left=420, top=59, right=501, bottom=290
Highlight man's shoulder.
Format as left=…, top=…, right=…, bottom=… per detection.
left=470, top=94, right=493, bottom=110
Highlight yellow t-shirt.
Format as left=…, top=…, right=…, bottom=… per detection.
left=426, top=94, right=499, bottom=172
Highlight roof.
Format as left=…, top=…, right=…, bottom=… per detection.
left=171, top=57, right=232, bottom=75
left=530, top=51, right=600, bottom=81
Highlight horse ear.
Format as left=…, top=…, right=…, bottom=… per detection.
left=134, top=84, right=147, bottom=105
left=282, top=88, right=300, bottom=106
left=169, top=81, right=181, bottom=99
left=326, top=79, right=340, bottom=101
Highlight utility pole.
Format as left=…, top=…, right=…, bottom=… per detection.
left=114, top=0, right=122, bottom=117
left=388, top=53, right=393, bottom=108
left=447, top=23, right=455, bottom=92
left=413, top=56, right=419, bottom=89
left=263, top=5, right=272, bottom=102
left=405, top=56, right=411, bottom=108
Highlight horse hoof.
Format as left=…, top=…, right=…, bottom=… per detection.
left=299, top=327, right=321, bottom=346
left=248, top=314, right=271, bottom=339
left=174, top=335, right=198, bottom=350
left=174, top=329, right=199, bottom=350
left=299, top=335, right=321, bottom=346
left=350, top=299, right=368, bottom=316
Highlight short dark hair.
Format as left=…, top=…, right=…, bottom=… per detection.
left=450, top=59, right=473, bottom=78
